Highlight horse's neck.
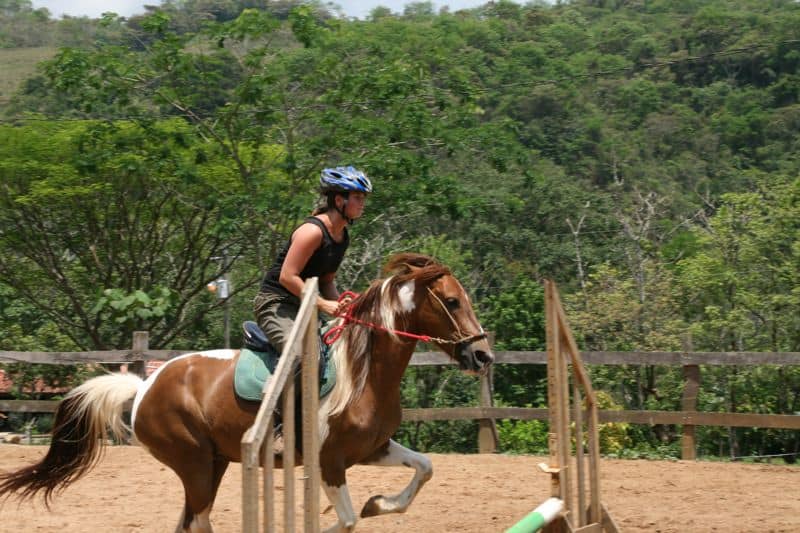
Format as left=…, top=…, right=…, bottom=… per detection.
left=366, top=335, right=417, bottom=393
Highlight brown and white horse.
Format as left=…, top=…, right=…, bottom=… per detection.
left=0, top=253, right=494, bottom=532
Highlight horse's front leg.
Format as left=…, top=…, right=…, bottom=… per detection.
left=321, top=470, right=357, bottom=533
left=358, top=439, right=433, bottom=518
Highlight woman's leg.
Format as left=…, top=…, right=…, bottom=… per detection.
left=253, top=292, right=300, bottom=355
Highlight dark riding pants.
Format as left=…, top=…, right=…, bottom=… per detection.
left=253, top=291, right=299, bottom=355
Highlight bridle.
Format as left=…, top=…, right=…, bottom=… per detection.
left=322, top=287, right=488, bottom=347
left=423, top=287, right=488, bottom=345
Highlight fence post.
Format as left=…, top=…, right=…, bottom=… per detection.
left=681, top=334, right=699, bottom=461
left=302, top=305, right=321, bottom=532
left=681, top=366, right=700, bottom=460
left=478, top=332, right=498, bottom=454
left=130, top=331, right=149, bottom=378
left=241, top=277, right=320, bottom=533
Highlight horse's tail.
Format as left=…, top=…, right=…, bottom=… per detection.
left=0, top=373, right=143, bottom=506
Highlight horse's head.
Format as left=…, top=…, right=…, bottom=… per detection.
left=420, top=272, right=495, bottom=374
left=385, top=253, right=495, bottom=375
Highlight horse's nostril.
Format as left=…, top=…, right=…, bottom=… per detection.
left=475, top=350, right=494, bottom=366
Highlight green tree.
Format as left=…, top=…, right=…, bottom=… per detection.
left=0, top=120, right=253, bottom=349
left=480, top=277, right=548, bottom=452
left=677, top=174, right=800, bottom=458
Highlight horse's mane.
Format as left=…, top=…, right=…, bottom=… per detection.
left=325, top=253, right=451, bottom=417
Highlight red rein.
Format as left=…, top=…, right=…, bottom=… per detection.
left=322, top=291, right=435, bottom=346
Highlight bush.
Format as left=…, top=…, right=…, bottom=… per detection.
left=497, top=418, right=549, bottom=454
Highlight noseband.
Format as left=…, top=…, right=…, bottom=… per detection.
left=322, top=288, right=487, bottom=347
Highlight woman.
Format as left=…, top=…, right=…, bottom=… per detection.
left=253, top=166, right=372, bottom=354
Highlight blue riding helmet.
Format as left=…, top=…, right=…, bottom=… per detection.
left=320, top=166, right=373, bottom=194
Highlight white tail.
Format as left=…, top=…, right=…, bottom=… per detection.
left=65, top=373, right=143, bottom=441
left=0, top=372, right=143, bottom=504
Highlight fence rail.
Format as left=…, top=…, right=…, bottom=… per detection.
left=2, top=341, right=799, bottom=458
left=410, top=351, right=800, bottom=366
left=3, top=348, right=798, bottom=366
left=401, top=406, right=800, bottom=429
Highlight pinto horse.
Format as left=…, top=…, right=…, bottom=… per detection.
left=0, top=253, right=494, bottom=532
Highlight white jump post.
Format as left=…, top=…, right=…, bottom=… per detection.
left=241, top=277, right=321, bottom=533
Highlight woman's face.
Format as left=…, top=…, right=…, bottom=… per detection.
left=343, top=192, right=367, bottom=220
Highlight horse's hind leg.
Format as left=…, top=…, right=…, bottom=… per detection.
left=139, top=424, right=228, bottom=533
left=173, top=454, right=230, bottom=533
left=358, top=439, right=433, bottom=517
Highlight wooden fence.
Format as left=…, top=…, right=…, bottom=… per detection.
left=240, top=277, right=321, bottom=533
left=2, top=338, right=799, bottom=460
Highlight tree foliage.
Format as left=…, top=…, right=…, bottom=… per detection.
left=0, top=0, right=799, bottom=458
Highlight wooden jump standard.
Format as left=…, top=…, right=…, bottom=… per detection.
left=241, top=277, right=321, bottom=533
left=539, top=280, right=620, bottom=533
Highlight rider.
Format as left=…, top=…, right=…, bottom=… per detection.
left=253, top=166, right=372, bottom=354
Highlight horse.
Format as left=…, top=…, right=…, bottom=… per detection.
left=0, top=253, right=494, bottom=532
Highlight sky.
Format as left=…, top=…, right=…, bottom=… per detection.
left=31, top=0, right=496, bottom=21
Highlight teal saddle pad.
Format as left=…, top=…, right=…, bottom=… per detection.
left=234, top=344, right=336, bottom=402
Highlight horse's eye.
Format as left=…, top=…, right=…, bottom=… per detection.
left=445, top=297, right=460, bottom=311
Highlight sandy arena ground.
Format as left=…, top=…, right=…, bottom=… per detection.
left=0, top=445, right=798, bottom=532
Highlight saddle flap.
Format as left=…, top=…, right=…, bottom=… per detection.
left=242, top=321, right=273, bottom=353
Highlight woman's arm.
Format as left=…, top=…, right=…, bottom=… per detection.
left=318, top=272, right=339, bottom=301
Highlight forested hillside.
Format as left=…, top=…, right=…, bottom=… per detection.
left=1, top=0, right=798, bottom=460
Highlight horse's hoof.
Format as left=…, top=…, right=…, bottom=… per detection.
left=360, top=495, right=384, bottom=517
left=322, top=523, right=355, bottom=533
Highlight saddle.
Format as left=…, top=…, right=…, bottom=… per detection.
left=242, top=321, right=273, bottom=353
left=234, top=321, right=336, bottom=403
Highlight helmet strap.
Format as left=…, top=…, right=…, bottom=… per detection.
left=335, top=193, right=355, bottom=225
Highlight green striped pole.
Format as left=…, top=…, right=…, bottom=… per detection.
left=505, top=497, right=564, bottom=533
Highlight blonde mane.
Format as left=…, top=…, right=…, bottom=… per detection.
left=325, top=254, right=450, bottom=417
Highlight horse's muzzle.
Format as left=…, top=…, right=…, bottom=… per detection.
left=457, top=340, right=495, bottom=375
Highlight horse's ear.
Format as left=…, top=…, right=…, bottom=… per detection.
left=384, top=253, right=437, bottom=276
left=402, top=262, right=421, bottom=274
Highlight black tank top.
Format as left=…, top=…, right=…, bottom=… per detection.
left=260, top=217, right=349, bottom=300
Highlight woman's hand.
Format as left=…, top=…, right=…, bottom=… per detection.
left=318, top=298, right=340, bottom=317
left=318, top=295, right=353, bottom=317
left=336, top=295, right=353, bottom=316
